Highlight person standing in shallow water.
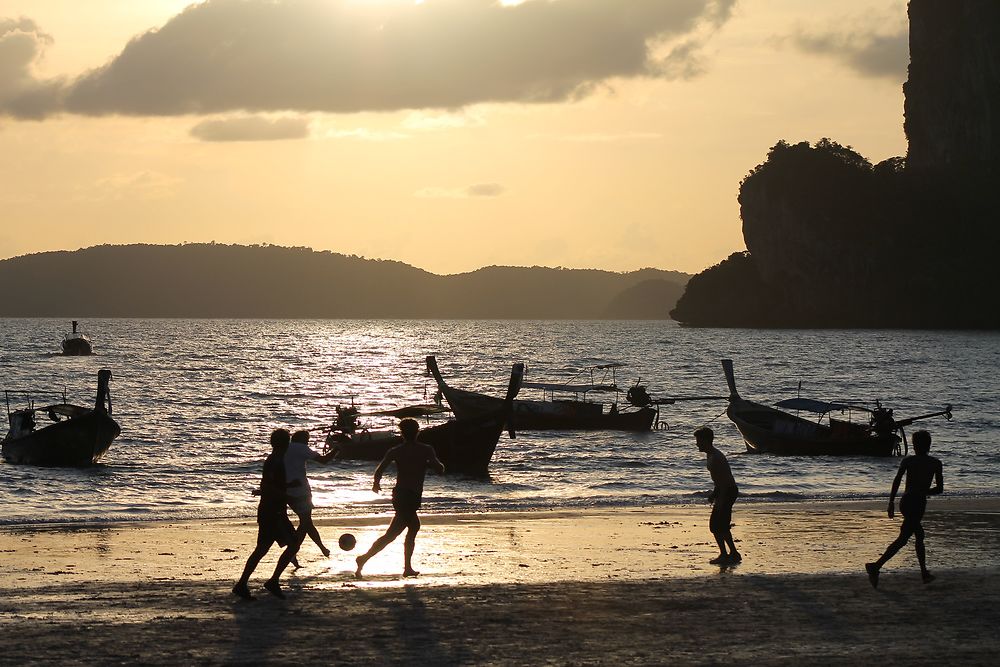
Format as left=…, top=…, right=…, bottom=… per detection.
left=233, top=428, right=298, bottom=601
left=867, top=429, right=943, bottom=588
left=355, top=418, right=444, bottom=578
left=695, top=426, right=741, bottom=564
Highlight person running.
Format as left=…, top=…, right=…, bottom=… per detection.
left=285, top=430, right=337, bottom=562
left=355, top=418, right=444, bottom=578
left=233, top=428, right=298, bottom=601
left=866, top=430, right=943, bottom=588
left=695, top=426, right=741, bottom=564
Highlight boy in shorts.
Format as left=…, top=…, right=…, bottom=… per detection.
left=866, top=430, right=944, bottom=588
left=355, top=418, right=444, bottom=577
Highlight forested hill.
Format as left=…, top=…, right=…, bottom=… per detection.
left=0, top=244, right=688, bottom=319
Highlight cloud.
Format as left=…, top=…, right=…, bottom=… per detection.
left=190, top=115, right=310, bottom=142
left=783, top=6, right=908, bottom=81
left=0, top=0, right=737, bottom=119
left=0, top=18, right=64, bottom=119
left=415, top=183, right=505, bottom=198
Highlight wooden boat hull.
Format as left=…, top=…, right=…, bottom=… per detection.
left=329, top=415, right=507, bottom=475
left=727, top=398, right=899, bottom=457
left=61, top=338, right=93, bottom=356
left=2, top=410, right=121, bottom=466
left=440, top=384, right=654, bottom=431
left=512, top=401, right=655, bottom=430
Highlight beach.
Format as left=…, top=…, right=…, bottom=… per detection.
left=3, top=498, right=999, bottom=665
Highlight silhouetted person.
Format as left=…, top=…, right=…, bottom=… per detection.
left=355, top=418, right=444, bottom=578
left=695, top=426, right=741, bottom=564
left=866, top=430, right=943, bottom=588
left=285, top=430, right=337, bottom=564
left=233, top=428, right=298, bottom=601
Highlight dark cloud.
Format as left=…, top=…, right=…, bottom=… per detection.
left=190, top=115, right=310, bottom=142
left=0, top=0, right=737, bottom=119
left=788, top=25, right=908, bottom=81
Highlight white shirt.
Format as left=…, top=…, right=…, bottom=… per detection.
left=284, top=441, right=320, bottom=498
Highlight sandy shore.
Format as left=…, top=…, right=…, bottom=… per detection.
left=2, top=498, right=1000, bottom=665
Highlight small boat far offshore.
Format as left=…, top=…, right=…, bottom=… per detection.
left=61, top=320, right=94, bottom=356
left=2, top=369, right=121, bottom=466
left=722, top=359, right=952, bottom=457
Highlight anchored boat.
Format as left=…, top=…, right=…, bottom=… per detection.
left=427, top=356, right=657, bottom=431
left=326, top=362, right=524, bottom=475
left=722, top=359, right=952, bottom=456
left=61, top=320, right=94, bottom=356
left=2, top=369, right=121, bottom=466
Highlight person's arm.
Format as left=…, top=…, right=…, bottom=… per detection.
left=706, top=452, right=718, bottom=503
left=427, top=446, right=445, bottom=475
left=372, top=451, right=394, bottom=493
left=887, top=461, right=906, bottom=518
left=928, top=460, right=944, bottom=496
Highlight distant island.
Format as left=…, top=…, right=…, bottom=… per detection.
left=671, top=0, right=1000, bottom=329
left=0, top=244, right=688, bottom=319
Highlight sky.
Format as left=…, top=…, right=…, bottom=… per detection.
left=0, top=0, right=909, bottom=275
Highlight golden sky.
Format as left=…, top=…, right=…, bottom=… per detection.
left=0, top=0, right=908, bottom=274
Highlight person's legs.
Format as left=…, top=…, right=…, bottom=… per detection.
left=291, top=500, right=330, bottom=558
left=234, top=534, right=273, bottom=599
left=708, top=494, right=734, bottom=562
left=723, top=496, right=739, bottom=560
left=875, top=521, right=914, bottom=568
left=913, top=523, right=934, bottom=582
left=403, top=514, right=421, bottom=576
left=355, top=513, right=408, bottom=577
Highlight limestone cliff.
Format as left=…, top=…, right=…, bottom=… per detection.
left=905, top=0, right=1000, bottom=173
left=671, top=0, right=1000, bottom=329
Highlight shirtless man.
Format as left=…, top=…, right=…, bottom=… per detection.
left=355, top=418, right=444, bottom=577
left=695, top=426, right=741, bottom=564
left=866, top=430, right=943, bottom=588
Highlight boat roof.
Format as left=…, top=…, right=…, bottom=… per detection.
left=522, top=382, right=619, bottom=393
left=774, top=398, right=870, bottom=414
left=11, top=403, right=89, bottom=417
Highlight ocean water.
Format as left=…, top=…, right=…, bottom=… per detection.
left=0, top=319, right=997, bottom=525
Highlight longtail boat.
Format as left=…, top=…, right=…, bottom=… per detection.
left=722, top=359, right=952, bottom=456
left=2, top=370, right=121, bottom=466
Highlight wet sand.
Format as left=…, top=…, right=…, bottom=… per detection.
left=2, top=498, right=999, bottom=665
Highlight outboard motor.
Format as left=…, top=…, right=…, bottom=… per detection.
left=626, top=382, right=653, bottom=408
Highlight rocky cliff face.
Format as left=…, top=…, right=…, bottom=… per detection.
left=905, top=0, right=1000, bottom=172
left=671, top=0, right=1000, bottom=328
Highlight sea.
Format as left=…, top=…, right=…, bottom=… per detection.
left=0, top=319, right=997, bottom=526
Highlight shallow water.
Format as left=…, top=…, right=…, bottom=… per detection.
left=0, top=319, right=997, bottom=525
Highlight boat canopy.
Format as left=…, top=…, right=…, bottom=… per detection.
left=522, top=382, right=618, bottom=393
left=774, top=398, right=869, bottom=414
